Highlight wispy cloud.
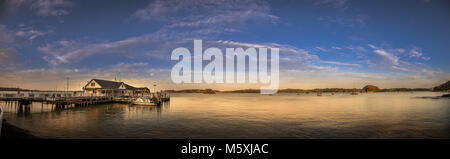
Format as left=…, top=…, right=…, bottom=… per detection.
left=314, top=0, right=350, bottom=10
left=0, top=48, right=19, bottom=66
left=0, top=25, right=15, bottom=47
left=373, top=49, right=399, bottom=65
left=213, top=40, right=347, bottom=73
left=318, top=15, right=368, bottom=28
left=214, top=40, right=318, bottom=61
left=365, top=44, right=439, bottom=77
left=15, top=27, right=51, bottom=41
left=0, top=24, right=51, bottom=45
left=38, top=33, right=163, bottom=65
left=6, top=0, right=74, bottom=16
left=133, top=0, right=278, bottom=34
left=40, top=0, right=280, bottom=66
left=368, top=44, right=399, bottom=65
left=346, top=46, right=368, bottom=53
left=315, top=47, right=328, bottom=52
left=320, top=60, right=360, bottom=67
left=409, top=47, right=431, bottom=60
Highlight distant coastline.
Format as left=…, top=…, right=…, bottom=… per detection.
left=163, top=87, right=433, bottom=93
left=164, top=80, right=450, bottom=93
left=2, top=80, right=449, bottom=94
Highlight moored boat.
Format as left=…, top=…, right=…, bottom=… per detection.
left=133, top=97, right=157, bottom=106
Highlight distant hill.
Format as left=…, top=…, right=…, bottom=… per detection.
left=381, top=88, right=431, bottom=92
left=164, top=89, right=202, bottom=93
left=362, top=85, right=381, bottom=92
left=203, top=89, right=216, bottom=94
left=222, top=89, right=260, bottom=93
left=0, top=87, right=21, bottom=91
left=163, top=86, right=435, bottom=94
left=433, top=81, right=450, bottom=92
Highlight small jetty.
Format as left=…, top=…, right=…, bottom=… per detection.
left=0, top=78, right=170, bottom=111
left=0, top=92, right=170, bottom=111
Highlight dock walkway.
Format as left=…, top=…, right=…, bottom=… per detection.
left=0, top=94, right=170, bottom=110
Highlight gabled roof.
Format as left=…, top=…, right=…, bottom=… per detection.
left=87, top=79, right=136, bottom=89
left=134, top=87, right=150, bottom=91
left=119, top=82, right=136, bottom=89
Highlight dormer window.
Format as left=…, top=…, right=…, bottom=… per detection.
left=91, top=83, right=95, bottom=86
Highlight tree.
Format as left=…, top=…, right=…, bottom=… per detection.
left=362, top=85, right=381, bottom=92
left=433, top=81, right=450, bottom=92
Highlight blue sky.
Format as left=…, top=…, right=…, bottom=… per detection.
left=0, top=0, right=449, bottom=90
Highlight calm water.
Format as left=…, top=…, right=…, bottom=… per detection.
left=1, top=92, right=449, bottom=138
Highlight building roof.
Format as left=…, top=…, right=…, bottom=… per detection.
left=89, top=79, right=136, bottom=89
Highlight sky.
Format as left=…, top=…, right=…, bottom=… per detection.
left=0, top=0, right=449, bottom=91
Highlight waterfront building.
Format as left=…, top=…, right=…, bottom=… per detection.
left=83, top=79, right=150, bottom=97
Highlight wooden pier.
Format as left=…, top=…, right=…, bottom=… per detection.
left=0, top=93, right=170, bottom=111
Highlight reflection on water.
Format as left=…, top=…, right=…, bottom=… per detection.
left=1, top=92, right=449, bottom=138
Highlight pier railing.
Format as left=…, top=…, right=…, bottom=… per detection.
left=0, top=91, right=170, bottom=109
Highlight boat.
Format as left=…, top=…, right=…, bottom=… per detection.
left=350, top=92, right=359, bottom=95
left=317, top=92, right=322, bottom=96
left=132, top=97, right=157, bottom=106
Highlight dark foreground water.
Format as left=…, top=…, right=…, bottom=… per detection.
left=1, top=92, right=449, bottom=138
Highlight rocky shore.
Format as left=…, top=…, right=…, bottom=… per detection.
left=1, top=119, right=40, bottom=139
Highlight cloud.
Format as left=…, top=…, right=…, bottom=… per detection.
left=320, top=60, right=360, bottom=67
left=38, top=34, right=160, bottom=65
left=215, top=40, right=317, bottom=60
left=346, top=46, right=368, bottom=53
left=331, top=46, right=342, bottom=50
left=0, top=24, right=52, bottom=52
left=409, top=48, right=422, bottom=57
left=368, top=44, right=399, bottom=65
left=364, top=44, right=440, bottom=78
left=213, top=40, right=341, bottom=73
left=315, top=47, right=327, bottom=52
left=373, top=49, right=399, bottom=65
left=6, top=0, right=74, bottom=16
left=107, top=62, right=149, bottom=74
left=15, top=27, right=50, bottom=40
left=39, top=0, right=281, bottom=66
left=422, top=57, right=431, bottom=61
left=314, top=0, right=350, bottom=10
left=134, top=0, right=276, bottom=21
left=318, top=15, right=368, bottom=28
left=409, top=47, right=431, bottom=60
left=0, top=25, right=15, bottom=47
left=37, top=29, right=207, bottom=66
left=0, top=48, right=18, bottom=65
left=133, top=0, right=278, bottom=34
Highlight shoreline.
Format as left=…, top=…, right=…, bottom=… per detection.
left=1, top=119, right=40, bottom=139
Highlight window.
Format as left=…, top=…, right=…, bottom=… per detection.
left=91, top=83, right=95, bottom=86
